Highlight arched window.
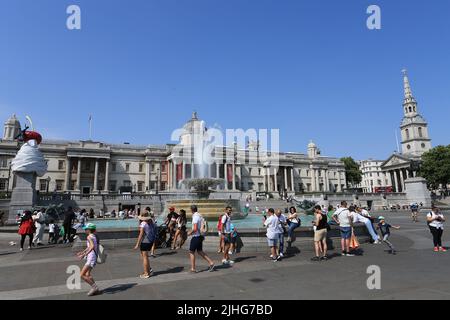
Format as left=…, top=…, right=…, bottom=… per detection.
left=418, top=127, right=423, bottom=138
left=409, top=106, right=412, bottom=112
left=405, top=129, right=410, bottom=140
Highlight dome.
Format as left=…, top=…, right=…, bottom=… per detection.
left=308, top=140, right=317, bottom=148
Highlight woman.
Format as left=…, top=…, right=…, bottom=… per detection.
left=76, top=223, right=101, bottom=296
left=286, top=207, right=300, bottom=243
left=172, top=209, right=187, bottom=250
left=134, top=212, right=156, bottom=278
left=312, top=205, right=328, bottom=261
left=18, top=211, right=35, bottom=251
left=427, top=205, right=447, bottom=252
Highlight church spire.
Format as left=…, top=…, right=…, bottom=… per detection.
left=402, top=69, right=418, bottom=117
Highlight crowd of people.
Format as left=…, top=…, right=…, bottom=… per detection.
left=12, top=201, right=447, bottom=296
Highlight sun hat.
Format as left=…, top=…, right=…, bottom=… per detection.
left=138, top=212, right=152, bottom=221
left=378, top=216, right=385, bottom=220
left=83, top=223, right=97, bottom=230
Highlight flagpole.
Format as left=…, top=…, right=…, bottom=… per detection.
left=395, top=129, right=400, bottom=153
left=89, top=115, right=92, bottom=141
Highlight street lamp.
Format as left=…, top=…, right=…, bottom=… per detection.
left=46, top=176, right=51, bottom=194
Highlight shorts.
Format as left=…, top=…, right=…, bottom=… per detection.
left=140, top=242, right=154, bottom=252
left=85, top=254, right=97, bottom=268
left=340, top=227, right=352, bottom=240
left=267, top=238, right=279, bottom=247
left=314, top=228, right=328, bottom=242
left=231, top=236, right=237, bottom=245
left=189, top=236, right=204, bottom=252
left=223, top=233, right=232, bottom=244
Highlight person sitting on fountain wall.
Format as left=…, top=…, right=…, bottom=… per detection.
left=286, top=207, right=301, bottom=243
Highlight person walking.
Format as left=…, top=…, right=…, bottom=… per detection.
left=311, top=205, right=329, bottom=261
left=187, top=205, right=215, bottom=273
left=221, top=206, right=234, bottom=265
left=18, top=210, right=35, bottom=251
left=32, top=208, right=46, bottom=246
left=172, top=209, right=187, bottom=250
left=286, top=206, right=300, bottom=244
left=263, top=208, right=280, bottom=262
left=332, top=201, right=354, bottom=256
left=377, top=216, right=400, bottom=255
left=134, top=212, right=157, bottom=278
left=76, top=223, right=101, bottom=296
left=275, top=209, right=287, bottom=258
left=63, top=207, right=76, bottom=243
left=427, top=205, right=447, bottom=252
left=216, top=213, right=225, bottom=253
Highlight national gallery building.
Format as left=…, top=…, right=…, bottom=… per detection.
left=0, top=112, right=347, bottom=196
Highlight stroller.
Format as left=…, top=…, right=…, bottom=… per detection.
left=155, top=224, right=170, bottom=248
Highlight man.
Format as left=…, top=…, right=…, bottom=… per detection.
left=32, top=208, right=46, bottom=246
left=263, top=208, right=280, bottom=262
left=221, top=206, right=234, bottom=265
left=275, top=209, right=287, bottom=258
left=332, top=201, right=354, bottom=256
left=165, top=207, right=179, bottom=244
left=355, top=207, right=380, bottom=244
left=63, top=206, right=76, bottom=243
left=410, top=202, right=419, bottom=223
left=187, top=205, right=215, bottom=273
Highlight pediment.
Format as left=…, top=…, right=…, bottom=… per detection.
left=381, top=154, right=411, bottom=169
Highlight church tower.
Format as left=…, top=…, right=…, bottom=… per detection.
left=2, top=114, right=21, bottom=141
left=400, top=70, right=432, bottom=158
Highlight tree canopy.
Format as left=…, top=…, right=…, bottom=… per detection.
left=340, top=157, right=362, bottom=188
left=419, top=145, right=450, bottom=190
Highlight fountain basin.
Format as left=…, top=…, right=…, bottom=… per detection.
left=165, top=199, right=245, bottom=220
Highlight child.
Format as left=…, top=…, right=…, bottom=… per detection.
left=48, top=220, right=56, bottom=244
left=229, top=223, right=238, bottom=255
left=76, top=223, right=101, bottom=296
left=377, top=216, right=400, bottom=255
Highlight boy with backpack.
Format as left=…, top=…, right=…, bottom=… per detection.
left=188, top=205, right=215, bottom=273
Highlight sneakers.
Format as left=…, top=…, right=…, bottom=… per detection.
left=208, top=264, right=216, bottom=272
left=373, top=240, right=380, bottom=244
left=279, top=253, right=284, bottom=258
left=345, top=252, right=355, bottom=257
left=222, top=260, right=235, bottom=265
left=439, top=247, right=447, bottom=252
left=19, top=248, right=23, bottom=252
left=320, top=256, right=329, bottom=261
left=341, top=251, right=347, bottom=256
left=87, top=288, right=100, bottom=296
left=311, top=256, right=321, bottom=262
left=139, top=274, right=150, bottom=279
left=434, top=247, right=439, bottom=252
left=228, top=251, right=233, bottom=255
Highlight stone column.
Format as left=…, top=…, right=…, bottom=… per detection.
left=208, top=163, right=211, bottom=179
left=311, top=167, right=316, bottom=192
left=76, top=158, right=82, bottom=191
left=263, top=167, right=267, bottom=192
left=337, top=170, right=342, bottom=192
left=105, top=159, right=110, bottom=192
left=400, top=169, right=406, bottom=192
left=325, top=170, right=330, bottom=192
left=393, top=170, right=399, bottom=193
left=290, top=167, right=295, bottom=192
left=173, top=160, right=178, bottom=190
left=65, top=157, right=71, bottom=191
left=145, top=161, right=150, bottom=192
left=232, top=163, right=236, bottom=190
left=93, top=159, right=99, bottom=192
left=216, top=162, right=220, bottom=179
left=273, top=167, right=278, bottom=192
left=182, top=161, right=186, bottom=180
left=284, top=167, right=288, bottom=191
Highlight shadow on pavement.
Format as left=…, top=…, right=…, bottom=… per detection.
left=102, top=283, right=138, bottom=295
left=234, top=256, right=256, bottom=263
left=153, top=266, right=185, bottom=276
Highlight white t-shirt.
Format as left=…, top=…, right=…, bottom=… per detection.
left=360, top=209, right=371, bottom=218
left=333, top=208, right=352, bottom=228
left=221, top=214, right=231, bottom=234
left=428, top=212, right=445, bottom=229
left=351, top=211, right=368, bottom=224
left=264, top=215, right=279, bottom=240
left=191, top=212, right=202, bottom=237
left=48, top=224, right=55, bottom=233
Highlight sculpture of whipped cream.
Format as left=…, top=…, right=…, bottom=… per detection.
left=11, top=117, right=48, bottom=177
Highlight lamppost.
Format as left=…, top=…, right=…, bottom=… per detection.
left=46, top=176, right=51, bottom=194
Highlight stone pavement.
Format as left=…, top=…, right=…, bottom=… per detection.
left=1, top=211, right=450, bottom=300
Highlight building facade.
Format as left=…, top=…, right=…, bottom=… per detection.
left=358, top=159, right=391, bottom=193
left=0, top=112, right=347, bottom=196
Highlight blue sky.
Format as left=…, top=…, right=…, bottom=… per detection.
left=1, top=0, right=449, bottom=160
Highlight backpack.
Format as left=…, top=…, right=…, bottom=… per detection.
left=217, top=214, right=224, bottom=232
left=200, top=216, right=209, bottom=236
left=93, top=235, right=107, bottom=264
left=146, top=221, right=158, bottom=243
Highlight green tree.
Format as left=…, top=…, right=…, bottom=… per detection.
left=419, top=145, right=450, bottom=190
left=340, top=157, right=362, bottom=188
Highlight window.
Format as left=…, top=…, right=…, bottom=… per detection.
left=137, top=181, right=144, bottom=192
left=0, top=157, right=8, bottom=168
left=56, top=180, right=64, bottom=191
left=0, top=178, right=7, bottom=191
left=123, top=180, right=132, bottom=187
left=109, top=181, right=117, bottom=192
left=85, top=161, right=91, bottom=171
left=307, top=184, right=311, bottom=192
left=112, top=163, right=117, bottom=172
left=70, top=181, right=77, bottom=191
left=151, top=164, right=155, bottom=171
left=405, top=129, right=410, bottom=140
left=248, top=182, right=254, bottom=190
left=58, top=160, right=65, bottom=170
left=418, top=127, right=423, bottom=138
left=421, top=143, right=426, bottom=148
left=39, top=179, right=48, bottom=192
left=139, top=164, right=144, bottom=173
left=407, top=144, right=411, bottom=150
left=161, top=163, right=166, bottom=172
left=126, top=163, right=130, bottom=172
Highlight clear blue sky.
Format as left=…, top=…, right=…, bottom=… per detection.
left=1, top=0, right=449, bottom=160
